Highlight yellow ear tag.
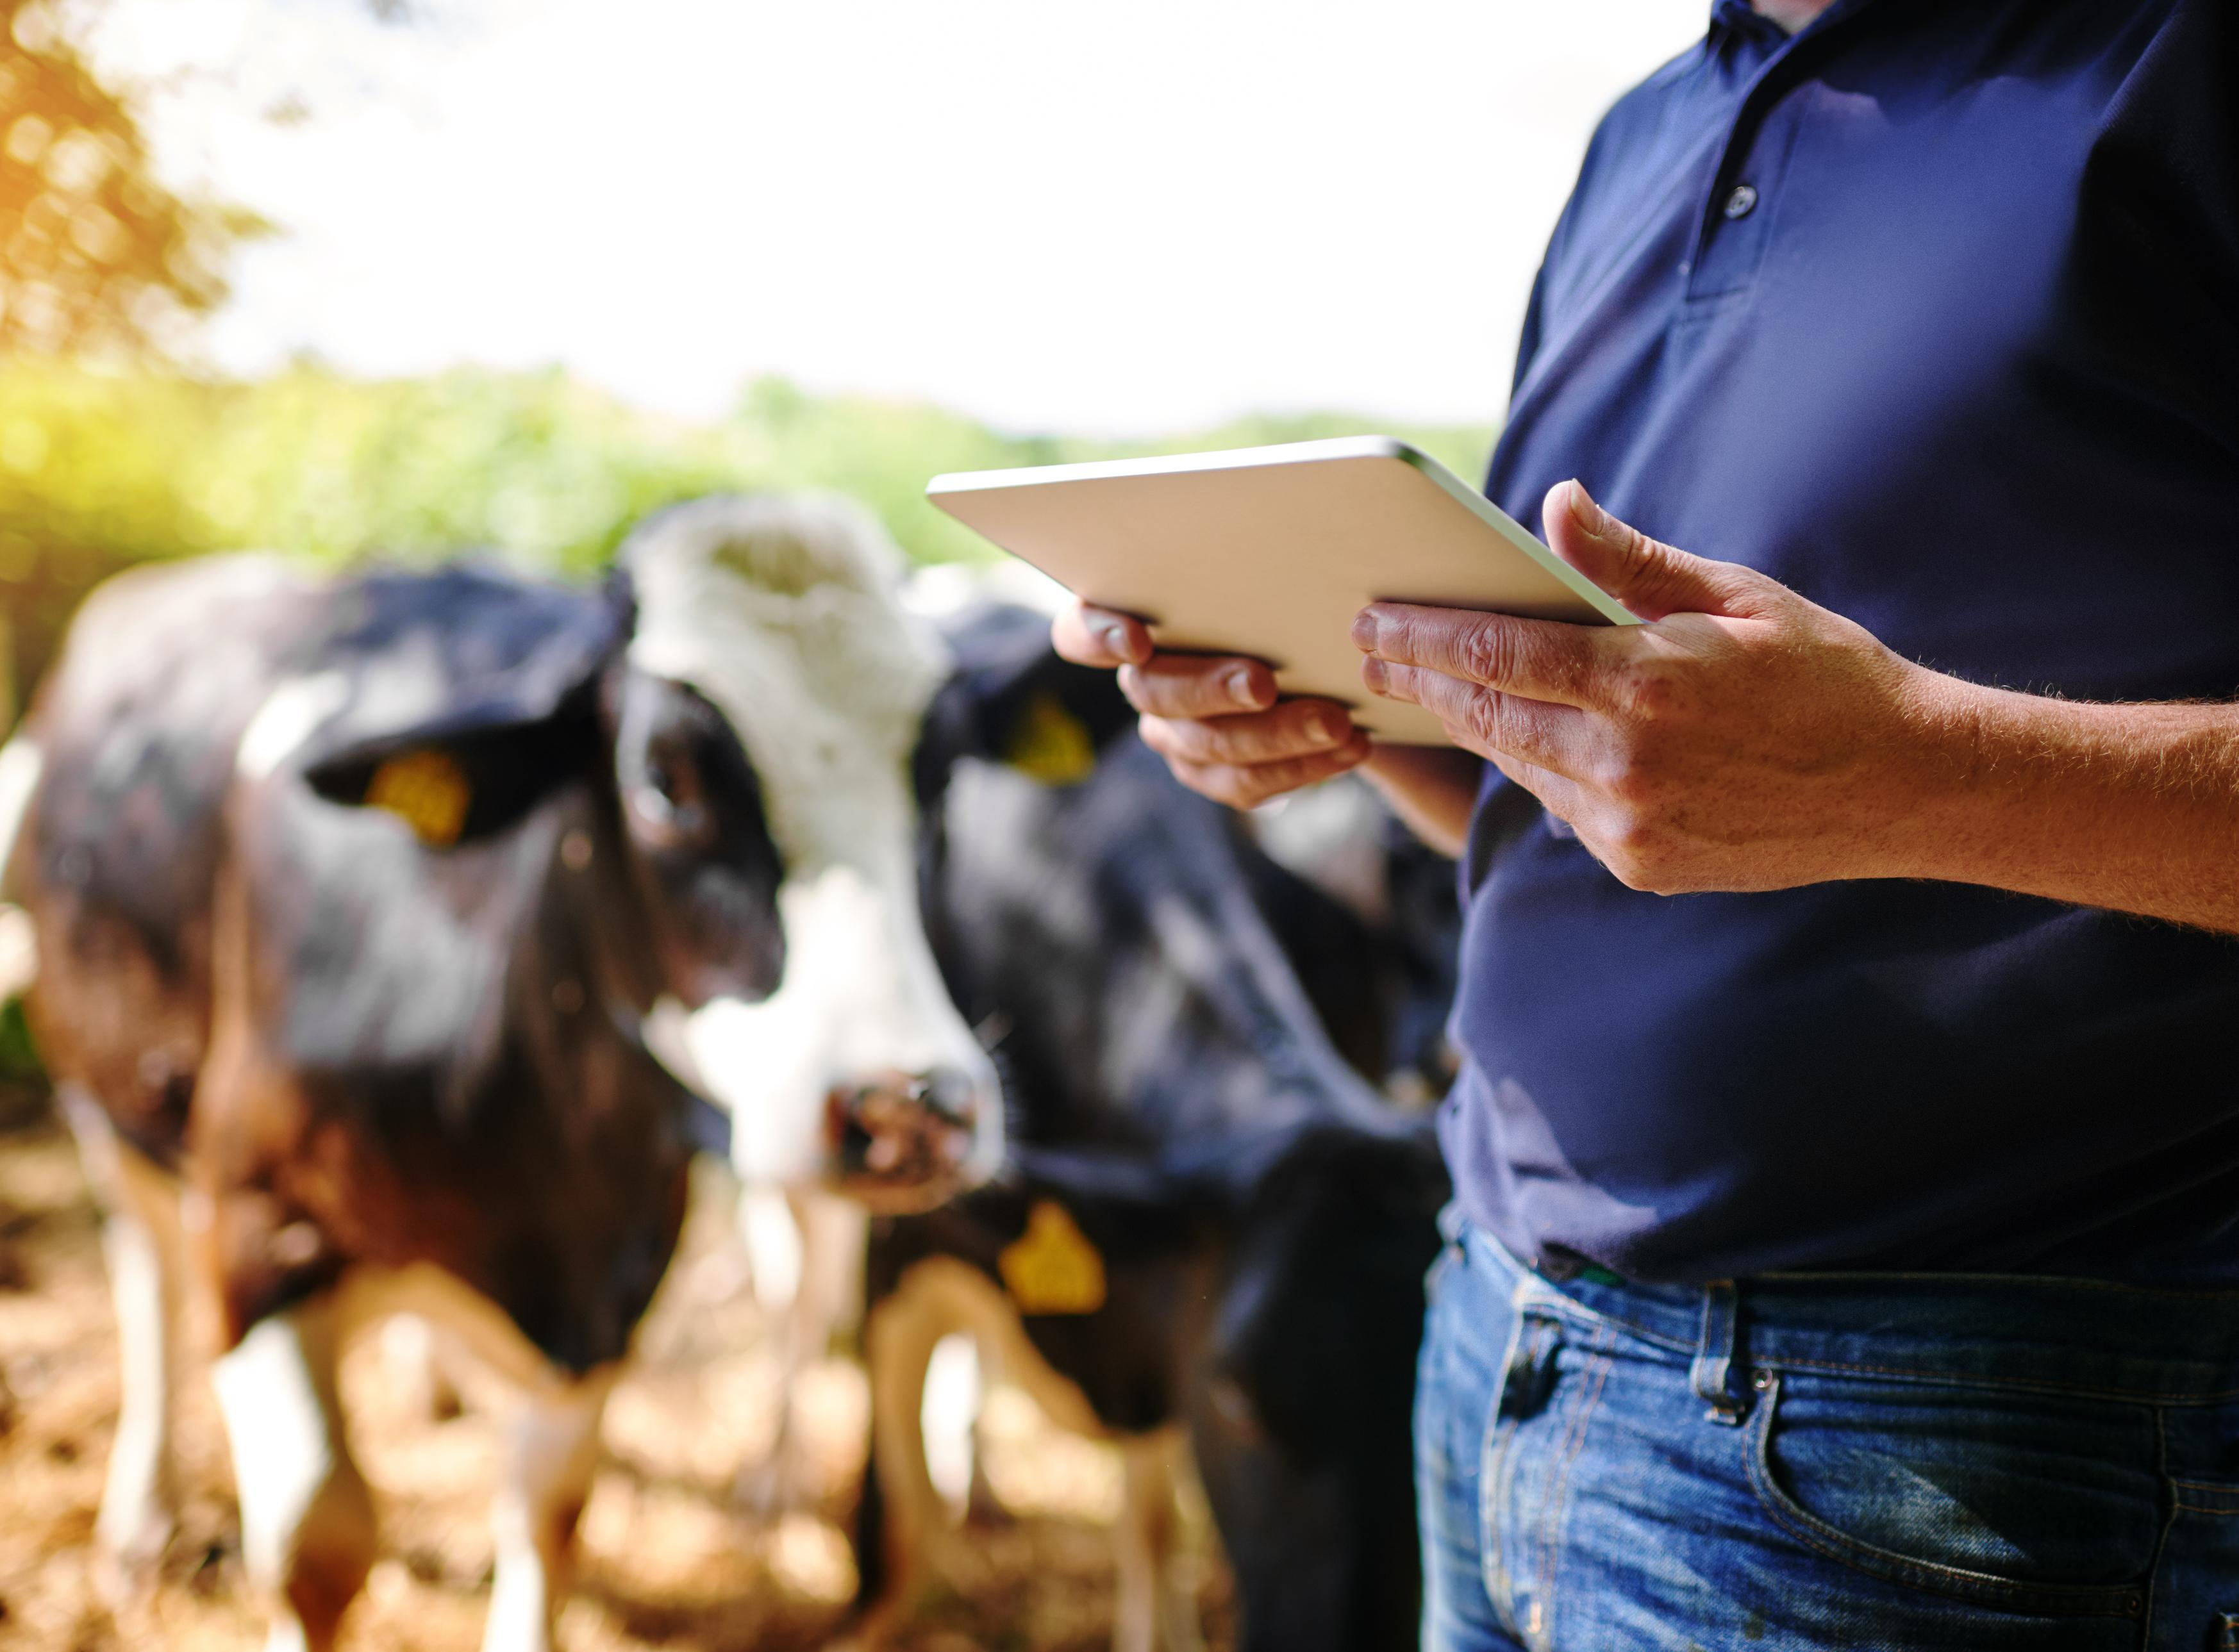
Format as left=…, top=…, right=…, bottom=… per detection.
left=998, top=1200, right=1107, bottom=1316
left=365, top=749, right=471, bottom=847
left=1003, top=691, right=1096, bottom=786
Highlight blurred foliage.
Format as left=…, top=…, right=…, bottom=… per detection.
left=0, top=1000, right=34, bottom=1088
left=0, top=0, right=260, bottom=356
left=0, top=359, right=1492, bottom=724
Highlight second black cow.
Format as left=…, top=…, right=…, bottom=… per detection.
left=854, top=605, right=1451, bottom=1652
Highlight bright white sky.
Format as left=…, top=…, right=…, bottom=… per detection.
left=97, top=0, right=1708, bottom=436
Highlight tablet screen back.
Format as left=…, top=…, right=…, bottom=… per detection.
left=927, top=436, right=1634, bottom=746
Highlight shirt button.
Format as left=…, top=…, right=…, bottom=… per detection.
left=1723, top=183, right=1759, bottom=220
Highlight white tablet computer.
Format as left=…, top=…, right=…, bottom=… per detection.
left=924, top=434, right=1636, bottom=745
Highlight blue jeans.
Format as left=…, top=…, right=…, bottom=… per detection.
left=1415, top=1212, right=2239, bottom=1651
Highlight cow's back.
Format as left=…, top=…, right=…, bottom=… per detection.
left=21, top=556, right=326, bottom=1159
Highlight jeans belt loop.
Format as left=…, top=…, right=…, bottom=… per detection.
left=1691, top=1280, right=1745, bottom=1425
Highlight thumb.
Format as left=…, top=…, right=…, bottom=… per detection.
left=1542, top=479, right=1767, bottom=621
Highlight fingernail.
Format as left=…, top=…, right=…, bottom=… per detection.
left=1226, top=665, right=1264, bottom=707
left=1349, top=608, right=1381, bottom=652
left=1304, top=710, right=1333, bottom=745
left=1097, top=619, right=1136, bottom=658
left=1567, top=479, right=1608, bottom=536
left=1360, top=656, right=1388, bottom=694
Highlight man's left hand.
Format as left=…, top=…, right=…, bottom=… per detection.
left=1354, top=479, right=1968, bottom=895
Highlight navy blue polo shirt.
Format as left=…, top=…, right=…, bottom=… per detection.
left=1447, top=0, right=2239, bottom=1285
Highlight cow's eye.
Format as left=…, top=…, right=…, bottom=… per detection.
left=630, top=749, right=710, bottom=843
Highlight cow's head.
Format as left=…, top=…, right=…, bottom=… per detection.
left=619, top=497, right=1003, bottom=1212
left=281, top=565, right=788, bottom=1014
left=606, top=664, right=787, bottom=1006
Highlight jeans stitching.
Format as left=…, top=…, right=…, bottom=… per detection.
left=2167, top=1478, right=2239, bottom=1507
left=2143, top=1404, right=2170, bottom=1648
left=1502, top=1287, right=1695, bottom=1357
left=1740, top=1374, right=2145, bottom=1617
left=1477, top=1314, right=1534, bottom=1644
left=1534, top=1333, right=1613, bottom=1649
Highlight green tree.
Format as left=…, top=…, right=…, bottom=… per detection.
left=0, top=0, right=256, bottom=355
left=0, top=0, right=268, bottom=729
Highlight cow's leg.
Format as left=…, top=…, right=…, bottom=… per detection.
left=859, top=1264, right=971, bottom=1628
left=736, top=1184, right=806, bottom=1513
left=1115, top=1428, right=1205, bottom=1652
left=481, top=1372, right=613, bottom=1652
left=60, top=1089, right=185, bottom=1587
left=738, top=1187, right=865, bottom=1515
left=920, top=1330, right=981, bottom=1519
left=211, top=1297, right=377, bottom=1652
left=963, top=1331, right=1004, bottom=1523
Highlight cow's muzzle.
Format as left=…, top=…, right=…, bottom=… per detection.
left=824, top=1067, right=983, bottom=1214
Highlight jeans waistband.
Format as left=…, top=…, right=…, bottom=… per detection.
left=1455, top=1219, right=2239, bottom=1406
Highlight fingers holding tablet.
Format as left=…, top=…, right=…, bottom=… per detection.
left=1116, top=654, right=1279, bottom=720
left=1136, top=693, right=1370, bottom=807
left=1052, top=601, right=1153, bottom=668
left=1154, top=740, right=1374, bottom=813
left=1053, top=599, right=1368, bottom=807
left=1136, top=700, right=1365, bottom=766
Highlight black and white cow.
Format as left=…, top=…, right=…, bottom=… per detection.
left=0, top=495, right=1004, bottom=1652
left=851, top=604, right=1451, bottom=1652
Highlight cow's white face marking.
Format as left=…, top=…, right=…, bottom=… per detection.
left=622, top=495, right=1004, bottom=1189
left=688, top=861, right=1001, bottom=1185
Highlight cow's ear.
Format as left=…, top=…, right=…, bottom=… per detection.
left=299, top=700, right=604, bottom=847
left=296, top=567, right=630, bottom=846
left=913, top=604, right=1136, bottom=802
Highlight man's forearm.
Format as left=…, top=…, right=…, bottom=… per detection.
left=1906, top=681, right=2239, bottom=933
left=1351, top=482, right=2239, bottom=925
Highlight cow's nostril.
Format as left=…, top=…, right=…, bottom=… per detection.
left=920, top=1066, right=981, bottom=1127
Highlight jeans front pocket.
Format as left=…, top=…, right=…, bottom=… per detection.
left=1742, top=1370, right=2155, bottom=1619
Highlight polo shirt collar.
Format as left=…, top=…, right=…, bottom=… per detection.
left=1708, top=0, right=1792, bottom=50
left=1708, top=0, right=1877, bottom=52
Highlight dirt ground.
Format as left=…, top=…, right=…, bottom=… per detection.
left=0, top=1103, right=1236, bottom=1651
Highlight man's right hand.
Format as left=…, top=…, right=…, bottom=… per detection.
left=1051, top=601, right=1371, bottom=809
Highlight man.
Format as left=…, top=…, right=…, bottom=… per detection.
left=1056, top=0, right=2239, bottom=1645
